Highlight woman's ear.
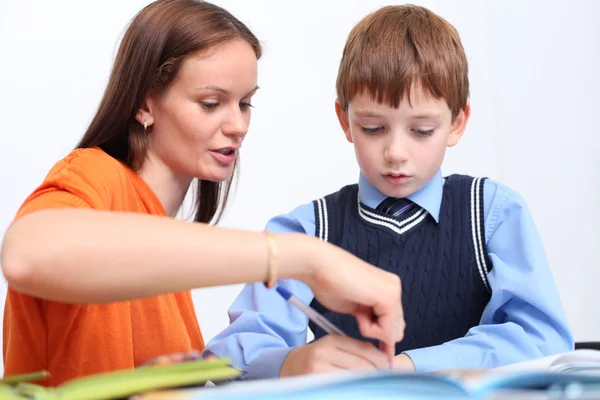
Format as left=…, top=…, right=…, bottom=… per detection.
left=135, top=96, right=155, bottom=129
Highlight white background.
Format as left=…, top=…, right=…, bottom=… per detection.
left=0, top=0, right=598, bottom=374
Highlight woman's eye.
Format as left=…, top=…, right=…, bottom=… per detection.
left=200, top=102, right=219, bottom=110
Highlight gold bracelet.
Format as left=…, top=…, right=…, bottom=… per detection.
left=264, top=231, right=277, bottom=289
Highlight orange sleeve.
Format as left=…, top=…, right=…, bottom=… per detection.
left=4, top=148, right=203, bottom=386
left=15, top=149, right=116, bottom=219
left=4, top=149, right=121, bottom=383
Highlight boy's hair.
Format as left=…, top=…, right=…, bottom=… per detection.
left=336, top=5, right=468, bottom=119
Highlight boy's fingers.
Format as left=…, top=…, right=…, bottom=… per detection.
left=332, top=336, right=388, bottom=369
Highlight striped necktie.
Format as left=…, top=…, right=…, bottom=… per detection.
left=376, top=197, right=415, bottom=217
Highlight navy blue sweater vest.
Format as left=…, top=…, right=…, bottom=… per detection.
left=309, top=175, right=493, bottom=354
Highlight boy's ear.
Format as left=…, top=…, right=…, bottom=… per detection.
left=335, top=100, right=353, bottom=143
left=135, top=95, right=155, bottom=129
left=447, top=102, right=471, bottom=147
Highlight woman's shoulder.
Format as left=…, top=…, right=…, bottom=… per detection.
left=55, top=146, right=123, bottom=170
left=46, top=147, right=129, bottom=183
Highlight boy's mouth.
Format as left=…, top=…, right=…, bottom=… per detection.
left=386, top=172, right=408, bottom=178
left=383, top=173, right=412, bottom=185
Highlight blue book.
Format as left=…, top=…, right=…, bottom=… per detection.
left=140, top=350, right=600, bottom=400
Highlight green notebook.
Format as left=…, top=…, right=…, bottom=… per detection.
left=0, top=358, right=240, bottom=400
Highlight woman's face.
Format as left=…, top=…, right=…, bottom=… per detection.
left=141, top=39, right=258, bottom=184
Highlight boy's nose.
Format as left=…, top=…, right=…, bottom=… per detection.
left=384, top=137, right=409, bottom=165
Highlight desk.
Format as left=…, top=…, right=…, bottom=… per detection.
left=137, top=370, right=600, bottom=400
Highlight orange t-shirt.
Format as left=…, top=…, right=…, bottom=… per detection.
left=2, top=147, right=205, bottom=387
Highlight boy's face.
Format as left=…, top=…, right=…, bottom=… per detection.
left=336, top=86, right=470, bottom=199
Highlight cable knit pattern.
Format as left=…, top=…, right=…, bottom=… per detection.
left=309, top=174, right=492, bottom=354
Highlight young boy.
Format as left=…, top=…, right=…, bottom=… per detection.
left=203, top=5, right=573, bottom=379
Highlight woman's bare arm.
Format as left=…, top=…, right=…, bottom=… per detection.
left=1, top=208, right=314, bottom=303
left=1, top=208, right=405, bottom=359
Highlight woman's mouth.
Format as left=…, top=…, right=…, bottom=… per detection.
left=209, top=147, right=238, bottom=165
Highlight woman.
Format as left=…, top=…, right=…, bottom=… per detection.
left=1, top=0, right=403, bottom=386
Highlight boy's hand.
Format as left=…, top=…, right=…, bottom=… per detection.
left=279, top=335, right=388, bottom=377
left=298, top=236, right=405, bottom=365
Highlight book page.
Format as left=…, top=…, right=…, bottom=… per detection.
left=489, top=353, right=567, bottom=373
left=550, top=349, right=600, bottom=373
left=488, top=349, right=600, bottom=374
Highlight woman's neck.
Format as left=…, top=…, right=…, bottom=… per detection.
left=137, top=152, right=192, bottom=218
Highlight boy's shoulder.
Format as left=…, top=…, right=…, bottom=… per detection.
left=456, top=175, right=532, bottom=238
left=319, top=183, right=359, bottom=202
left=479, top=176, right=528, bottom=211
left=264, top=184, right=359, bottom=236
left=444, top=173, right=525, bottom=205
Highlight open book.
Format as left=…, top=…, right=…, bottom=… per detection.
left=140, top=350, right=600, bottom=400
left=0, top=358, right=239, bottom=400
left=493, top=349, right=600, bottom=374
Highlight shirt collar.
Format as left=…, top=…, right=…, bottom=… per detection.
left=358, top=170, right=443, bottom=223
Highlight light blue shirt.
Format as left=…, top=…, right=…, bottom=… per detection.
left=203, top=171, right=573, bottom=379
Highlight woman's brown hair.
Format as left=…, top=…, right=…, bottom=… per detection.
left=77, top=0, right=262, bottom=223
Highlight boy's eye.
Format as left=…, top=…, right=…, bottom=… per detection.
left=360, top=126, right=383, bottom=134
left=413, top=128, right=435, bottom=137
left=200, top=102, right=219, bottom=111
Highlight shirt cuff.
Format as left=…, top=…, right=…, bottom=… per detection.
left=403, top=344, right=457, bottom=372
left=244, top=347, right=293, bottom=380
